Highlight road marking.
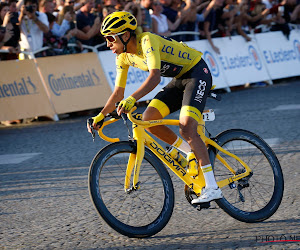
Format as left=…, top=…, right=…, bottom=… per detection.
left=271, top=104, right=300, bottom=111
left=0, top=153, right=41, bottom=164
left=224, top=138, right=280, bottom=150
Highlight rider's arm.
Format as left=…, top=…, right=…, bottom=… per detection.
left=131, top=69, right=161, bottom=101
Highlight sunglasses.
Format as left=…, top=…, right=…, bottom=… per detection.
left=104, top=31, right=126, bottom=43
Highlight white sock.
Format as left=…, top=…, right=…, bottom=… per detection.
left=172, top=136, right=191, bottom=154
left=200, top=164, right=218, bottom=189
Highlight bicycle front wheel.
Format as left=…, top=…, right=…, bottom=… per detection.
left=208, top=129, right=284, bottom=223
left=89, top=141, right=174, bottom=238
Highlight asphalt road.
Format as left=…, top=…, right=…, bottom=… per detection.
left=0, top=79, right=300, bottom=249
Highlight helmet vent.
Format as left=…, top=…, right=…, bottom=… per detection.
left=105, top=17, right=120, bottom=29
left=130, top=19, right=136, bottom=26
left=111, top=20, right=126, bottom=29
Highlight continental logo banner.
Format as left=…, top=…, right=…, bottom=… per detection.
left=36, top=53, right=112, bottom=114
left=0, top=59, right=55, bottom=121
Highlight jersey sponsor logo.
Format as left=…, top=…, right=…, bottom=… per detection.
left=194, top=80, right=206, bottom=103
left=160, top=61, right=183, bottom=77
left=161, top=45, right=175, bottom=55
left=203, top=68, right=208, bottom=74
left=178, top=51, right=191, bottom=60
left=161, top=64, right=170, bottom=74
left=146, top=47, right=154, bottom=54
left=204, top=51, right=219, bottom=77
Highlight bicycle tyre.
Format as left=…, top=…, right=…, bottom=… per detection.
left=89, top=141, right=174, bottom=238
left=208, top=129, right=284, bottom=223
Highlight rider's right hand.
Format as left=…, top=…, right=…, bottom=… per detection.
left=88, top=112, right=105, bottom=132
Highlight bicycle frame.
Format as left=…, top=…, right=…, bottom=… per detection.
left=98, top=107, right=252, bottom=195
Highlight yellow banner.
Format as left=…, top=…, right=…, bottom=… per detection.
left=36, top=53, right=112, bottom=114
left=0, top=59, right=55, bottom=121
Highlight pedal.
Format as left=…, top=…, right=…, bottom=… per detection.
left=197, top=202, right=211, bottom=211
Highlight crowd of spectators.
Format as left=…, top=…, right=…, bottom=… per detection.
left=0, top=0, right=300, bottom=59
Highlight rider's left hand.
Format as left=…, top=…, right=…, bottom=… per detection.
left=117, top=96, right=136, bottom=115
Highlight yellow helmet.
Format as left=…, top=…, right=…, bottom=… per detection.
left=101, top=11, right=137, bottom=36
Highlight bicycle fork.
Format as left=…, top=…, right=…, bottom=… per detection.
left=124, top=117, right=145, bottom=192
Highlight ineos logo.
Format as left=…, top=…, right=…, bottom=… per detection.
left=194, top=80, right=207, bottom=103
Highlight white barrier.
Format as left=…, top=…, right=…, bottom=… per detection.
left=255, top=31, right=300, bottom=80
left=97, top=30, right=300, bottom=101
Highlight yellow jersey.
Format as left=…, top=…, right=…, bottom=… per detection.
left=115, top=32, right=202, bottom=88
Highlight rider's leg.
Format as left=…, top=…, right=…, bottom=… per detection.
left=179, top=114, right=222, bottom=203
left=143, top=100, right=191, bottom=154
left=143, top=106, right=177, bottom=145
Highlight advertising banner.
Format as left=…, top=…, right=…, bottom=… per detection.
left=36, top=53, right=112, bottom=114
left=0, top=59, right=55, bottom=121
left=255, top=30, right=300, bottom=79
left=211, top=36, right=270, bottom=86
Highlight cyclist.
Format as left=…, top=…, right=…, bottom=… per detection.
left=88, top=10, right=222, bottom=203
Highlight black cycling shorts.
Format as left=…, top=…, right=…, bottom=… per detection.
left=149, top=58, right=212, bottom=118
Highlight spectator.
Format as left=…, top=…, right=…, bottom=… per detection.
left=55, top=0, right=64, bottom=13
left=268, top=0, right=298, bottom=38
left=58, top=5, right=100, bottom=39
left=140, top=0, right=153, bottom=32
left=161, top=0, right=178, bottom=24
left=39, top=0, right=55, bottom=14
left=102, top=0, right=117, bottom=18
left=0, top=2, right=20, bottom=59
left=151, top=0, right=182, bottom=36
left=18, top=0, right=49, bottom=56
left=54, top=5, right=74, bottom=36
left=160, top=0, right=186, bottom=40
left=179, top=0, right=198, bottom=41
left=236, top=0, right=270, bottom=41
left=202, top=0, right=225, bottom=54
left=194, top=0, right=217, bottom=39
left=76, top=0, right=101, bottom=46
left=124, top=1, right=143, bottom=33
left=0, top=23, right=14, bottom=55
left=8, top=0, right=18, bottom=12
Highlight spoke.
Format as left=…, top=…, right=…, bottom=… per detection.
left=137, top=195, right=153, bottom=223
left=250, top=175, right=273, bottom=194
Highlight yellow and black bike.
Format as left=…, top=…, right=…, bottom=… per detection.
left=87, top=93, right=284, bottom=238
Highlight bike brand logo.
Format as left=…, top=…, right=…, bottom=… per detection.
left=204, top=51, right=219, bottom=77
left=0, top=77, right=38, bottom=98
left=294, top=40, right=300, bottom=61
left=248, top=45, right=262, bottom=70
left=149, top=141, right=186, bottom=176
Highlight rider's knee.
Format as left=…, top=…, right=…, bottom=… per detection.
left=143, top=107, right=162, bottom=121
left=179, top=121, right=198, bottom=142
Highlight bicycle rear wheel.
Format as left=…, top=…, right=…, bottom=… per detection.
left=89, top=141, right=174, bottom=238
left=208, top=129, right=284, bottom=223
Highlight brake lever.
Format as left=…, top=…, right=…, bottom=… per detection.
left=87, top=118, right=95, bottom=142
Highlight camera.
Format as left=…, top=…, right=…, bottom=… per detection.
left=26, top=5, right=34, bottom=13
